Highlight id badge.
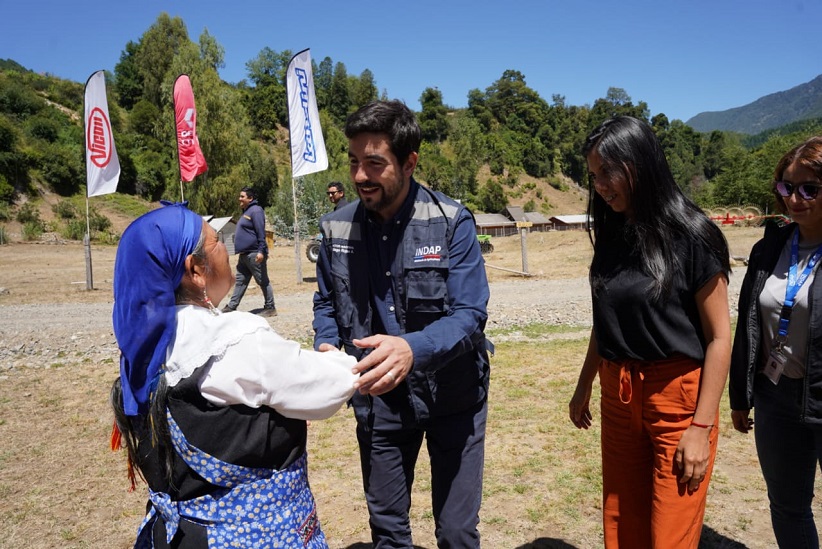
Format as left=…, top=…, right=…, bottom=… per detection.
left=764, top=349, right=787, bottom=385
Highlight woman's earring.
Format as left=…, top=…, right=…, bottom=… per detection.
left=203, top=288, right=218, bottom=316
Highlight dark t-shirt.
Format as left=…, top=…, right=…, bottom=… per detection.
left=590, top=227, right=724, bottom=362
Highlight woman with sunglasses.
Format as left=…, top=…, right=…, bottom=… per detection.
left=730, top=136, right=822, bottom=548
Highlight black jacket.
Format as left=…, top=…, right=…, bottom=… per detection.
left=729, top=221, right=822, bottom=423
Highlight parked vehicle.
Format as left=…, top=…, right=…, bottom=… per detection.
left=478, top=234, right=494, bottom=254
left=306, top=234, right=322, bottom=263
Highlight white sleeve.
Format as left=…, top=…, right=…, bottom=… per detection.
left=198, top=328, right=358, bottom=420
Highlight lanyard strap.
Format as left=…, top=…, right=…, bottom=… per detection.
left=776, top=229, right=822, bottom=345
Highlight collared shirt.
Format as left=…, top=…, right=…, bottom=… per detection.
left=313, top=180, right=489, bottom=366
left=363, top=184, right=417, bottom=338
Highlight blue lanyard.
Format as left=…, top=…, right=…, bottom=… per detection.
left=776, top=229, right=822, bottom=345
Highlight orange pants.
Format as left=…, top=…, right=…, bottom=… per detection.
left=599, top=356, right=718, bottom=549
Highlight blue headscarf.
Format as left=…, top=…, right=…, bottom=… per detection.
left=113, top=202, right=204, bottom=416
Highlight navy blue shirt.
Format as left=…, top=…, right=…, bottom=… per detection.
left=234, top=200, right=268, bottom=255
left=313, top=180, right=489, bottom=368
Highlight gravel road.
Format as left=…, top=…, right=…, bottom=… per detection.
left=0, top=271, right=746, bottom=373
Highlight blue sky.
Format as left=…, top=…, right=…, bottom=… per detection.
left=1, top=0, right=820, bottom=123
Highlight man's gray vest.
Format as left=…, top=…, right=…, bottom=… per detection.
left=318, top=183, right=490, bottom=424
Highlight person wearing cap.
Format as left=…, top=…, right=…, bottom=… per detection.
left=110, top=202, right=358, bottom=548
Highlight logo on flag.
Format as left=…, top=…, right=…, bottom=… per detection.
left=173, top=74, right=208, bottom=182
left=87, top=107, right=114, bottom=168
left=286, top=49, right=328, bottom=178
left=84, top=71, right=120, bottom=197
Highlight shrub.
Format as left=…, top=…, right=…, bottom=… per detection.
left=0, top=202, right=9, bottom=221
left=0, top=224, right=6, bottom=244
left=0, top=81, right=45, bottom=118
left=39, top=142, right=83, bottom=196
left=25, top=114, right=61, bottom=142
left=97, top=231, right=120, bottom=245
left=61, top=218, right=86, bottom=240
left=52, top=199, right=78, bottom=219
left=16, top=202, right=40, bottom=224
left=89, top=209, right=111, bottom=233
left=524, top=199, right=536, bottom=212
left=0, top=175, right=13, bottom=205
left=22, top=220, right=43, bottom=241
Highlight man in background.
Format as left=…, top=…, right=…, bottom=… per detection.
left=222, top=186, right=277, bottom=317
left=326, top=181, right=349, bottom=210
left=312, top=100, right=491, bottom=548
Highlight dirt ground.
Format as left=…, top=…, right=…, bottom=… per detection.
left=0, top=226, right=813, bottom=548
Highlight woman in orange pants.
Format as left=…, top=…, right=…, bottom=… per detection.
left=569, top=116, right=731, bottom=548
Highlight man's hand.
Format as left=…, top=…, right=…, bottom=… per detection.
left=351, top=335, right=413, bottom=396
left=255, top=252, right=264, bottom=264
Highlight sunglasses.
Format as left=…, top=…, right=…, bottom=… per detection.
left=326, top=191, right=339, bottom=196
left=775, top=181, right=822, bottom=200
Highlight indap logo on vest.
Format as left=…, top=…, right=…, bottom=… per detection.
left=87, top=107, right=113, bottom=168
left=414, top=245, right=442, bottom=262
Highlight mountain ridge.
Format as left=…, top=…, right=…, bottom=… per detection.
left=686, top=74, right=822, bottom=134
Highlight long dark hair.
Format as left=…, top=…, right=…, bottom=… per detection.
left=111, top=376, right=174, bottom=488
left=583, top=116, right=730, bottom=299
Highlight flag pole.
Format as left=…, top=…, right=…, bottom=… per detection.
left=291, top=176, right=302, bottom=284
left=82, top=73, right=94, bottom=291
left=84, top=194, right=93, bottom=290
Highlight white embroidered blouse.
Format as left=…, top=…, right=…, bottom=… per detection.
left=165, top=306, right=358, bottom=421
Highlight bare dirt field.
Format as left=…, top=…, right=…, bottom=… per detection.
left=0, top=226, right=815, bottom=548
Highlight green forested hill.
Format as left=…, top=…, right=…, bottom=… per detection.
left=687, top=74, right=822, bottom=134
left=1, top=13, right=822, bottom=245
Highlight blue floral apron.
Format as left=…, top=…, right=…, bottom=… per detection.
left=134, top=410, right=327, bottom=548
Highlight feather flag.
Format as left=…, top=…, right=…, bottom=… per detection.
left=173, top=74, right=208, bottom=182
left=286, top=49, right=328, bottom=177
left=84, top=71, right=120, bottom=197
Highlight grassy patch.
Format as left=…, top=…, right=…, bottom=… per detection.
left=488, top=322, right=589, bottom=339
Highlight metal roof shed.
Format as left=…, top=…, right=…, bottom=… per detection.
left=203, top=215, right=237, bottom=255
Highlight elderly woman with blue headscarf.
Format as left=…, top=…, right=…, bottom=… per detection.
left=110, top=203, right=358, bottom=548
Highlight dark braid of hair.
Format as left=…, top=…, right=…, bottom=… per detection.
left=111, top=376, right=175, bottom=488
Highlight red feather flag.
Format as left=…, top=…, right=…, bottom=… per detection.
left=173, top=74, right=208, bottom=182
